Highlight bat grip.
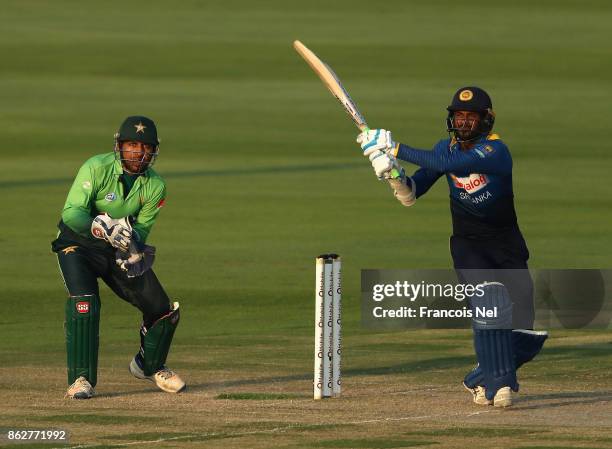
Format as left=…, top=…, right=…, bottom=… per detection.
left=389, top=168, right=401, bottom=179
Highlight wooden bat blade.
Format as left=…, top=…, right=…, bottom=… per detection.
left=293, top=40, right=401, bottom=179
left=293, top=40, right=368, bottom=131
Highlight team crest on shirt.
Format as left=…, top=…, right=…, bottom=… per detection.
left=105, top=192, right=116, bottom=202
left=450, top=173, right=489, bottom=193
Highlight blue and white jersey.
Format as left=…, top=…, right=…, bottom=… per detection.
left=393, top=134, right=520, bottom=238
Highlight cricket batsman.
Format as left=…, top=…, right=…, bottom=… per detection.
left=52, top=116, right=185, bottom=399
left=357, top=87, right=547, bottom=407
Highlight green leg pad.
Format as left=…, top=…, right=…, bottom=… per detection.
left=141, top=302, right=180, bottom=376
left=65, top=294, right=101, bottom=387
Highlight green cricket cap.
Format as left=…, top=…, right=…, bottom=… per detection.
left=116, top=116, right=159, bottom=146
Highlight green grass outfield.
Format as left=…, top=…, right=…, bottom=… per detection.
left=1, top=1, right=611, bottom=448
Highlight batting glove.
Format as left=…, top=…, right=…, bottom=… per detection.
left=91, top=214, right=132, bottom=252
left=357, top=129, right=395, bottom=153
left=369, top=150, right=398, bottom=179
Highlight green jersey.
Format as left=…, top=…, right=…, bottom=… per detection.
left=61, top=152, right=166, bottom=243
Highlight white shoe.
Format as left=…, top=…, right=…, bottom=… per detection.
left=66, top=376, right=94, bottom=399
left=493, top=386, right=513, bottom=407
left=129, top=356, right=186, bottom=393
left=464, top=383, right=492, bottom=406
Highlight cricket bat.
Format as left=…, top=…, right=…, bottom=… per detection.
left=293, top=40, right=400, bottom=179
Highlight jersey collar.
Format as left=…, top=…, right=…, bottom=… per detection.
left=450, top=133, right=498, bottom=152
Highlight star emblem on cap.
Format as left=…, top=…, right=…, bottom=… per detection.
left=134, top=122, right=146, bottom=133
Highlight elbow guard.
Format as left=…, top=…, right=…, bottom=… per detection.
left=387, top=174, right=416, bottom=207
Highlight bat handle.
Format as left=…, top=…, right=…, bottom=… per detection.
left=359, top=125, right=401, bottom=180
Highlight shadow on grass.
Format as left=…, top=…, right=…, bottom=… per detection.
left=184, top=341, right=612, bottom=394
left=38, top=342, right=611, bottom=400
left=535, top=344, right=612, bottom=360
left=186, top=355, right=473, bottom=393
left=95, top=388, right=163, bottom=399
left=514, top=390, right=612, bottom=412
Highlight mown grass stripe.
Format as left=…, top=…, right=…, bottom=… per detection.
left=215, top=392, right=305, bottom=400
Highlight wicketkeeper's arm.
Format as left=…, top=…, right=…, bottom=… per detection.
left=132, top=185, right=166, bottom=243
left=61, top=162, right=96, bottom=236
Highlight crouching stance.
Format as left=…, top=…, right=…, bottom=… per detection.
left=52, top=116, right=185, bottom=399
left=357, top=87, right=547, bottom=407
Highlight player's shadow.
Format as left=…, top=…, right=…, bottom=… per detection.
left=513, top=390, right=612, bottom=410
left=186, top=355, right=473, bottom=392
left=186, top=341, right=612, bottom=393
left=95, top=388, right=164, bottom=398
left=106, top=342, right=612, bottom=397
left=529, top=343, right=612, bottom=359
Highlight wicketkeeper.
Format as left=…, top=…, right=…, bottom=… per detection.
left=357, top=87, right=547, bottom=407
left=52, top=116, right=185, bottom=399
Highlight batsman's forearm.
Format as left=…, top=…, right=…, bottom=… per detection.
left=394, top=143, right=479, bottom=173
left=393, top=142, right=509, bottom=174
left=410, top=167, right=443, bottom=199
left=387, top=176, right=416, bottom=207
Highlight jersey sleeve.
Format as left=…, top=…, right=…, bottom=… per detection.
left=61, top=160, right=96, bottom=236
left=409, top=168, right=443, bottom=198
left=133, top=184, right=166, bottom=243
left=394, top=140, right=512, bottom=175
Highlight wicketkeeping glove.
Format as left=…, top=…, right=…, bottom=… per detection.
left=116, top=242, right=156, bottom=278
left=91, top=214, right=132, bottom=252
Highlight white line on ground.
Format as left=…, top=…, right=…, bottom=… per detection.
left=345, top=409, right=495, bottom=425
left=49, top=409, right=495, bottom=449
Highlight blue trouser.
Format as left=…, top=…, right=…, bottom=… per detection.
left=450, top=232, right=534, bottom=329
left=450, top=231, right=542, bottom=399
left=464, top=329, right=548, bottom=389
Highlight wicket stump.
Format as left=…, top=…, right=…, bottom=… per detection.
left=314, top=254, right=342, bottom=399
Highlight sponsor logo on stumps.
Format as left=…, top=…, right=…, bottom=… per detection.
left=314, top=254, right=342, bottom=400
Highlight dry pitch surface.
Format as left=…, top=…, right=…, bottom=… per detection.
left=2, top=331, right=611, bottom=449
